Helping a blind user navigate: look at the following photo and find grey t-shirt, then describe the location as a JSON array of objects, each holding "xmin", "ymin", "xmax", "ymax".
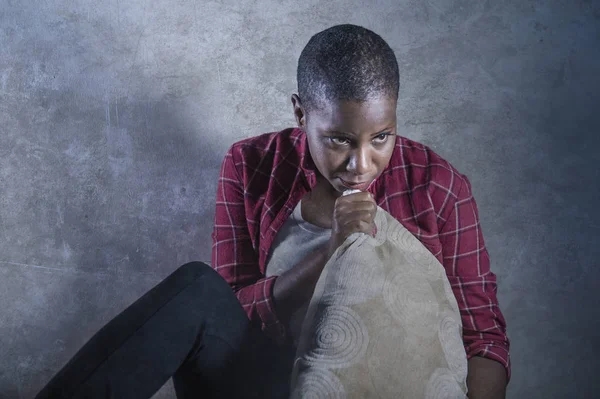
[{"xmin": 265, "ymin": 200, "xmax": 331, "ymax": 346}]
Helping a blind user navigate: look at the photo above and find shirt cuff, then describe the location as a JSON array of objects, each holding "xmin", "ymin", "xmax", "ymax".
[{"xmin": 254, "ymin": 275, "xmax": 290, "ymax": 346}]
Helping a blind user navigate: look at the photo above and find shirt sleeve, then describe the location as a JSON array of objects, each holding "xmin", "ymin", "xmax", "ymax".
[
  {"xmin": 211, "ymin": 145, "xmax": 289, "ymax": 345},
  {"xmin": 438, "ymin": 173, "xmax": 511, "ymax": 382}
]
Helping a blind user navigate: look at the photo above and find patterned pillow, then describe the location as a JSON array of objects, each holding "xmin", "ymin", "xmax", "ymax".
[{"xmin": 289, "ymin": 207, "xmax": 468, "ymax": 398}]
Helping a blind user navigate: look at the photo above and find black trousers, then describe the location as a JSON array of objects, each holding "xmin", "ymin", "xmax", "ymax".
[{"xmin": 34, "ymin": 262, "xmax": 296, "ymax": 398}]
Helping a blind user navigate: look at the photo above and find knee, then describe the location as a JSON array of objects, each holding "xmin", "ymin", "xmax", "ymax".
[{"xmin": 175, "ymin": 261, "xmax": 227, "ymax": 287}]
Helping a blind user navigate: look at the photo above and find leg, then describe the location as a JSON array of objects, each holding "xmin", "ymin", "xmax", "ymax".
[
  {"xmin": 34, "ymin": 261, "xmax": 292, "ymax": 399},
  {"xmin": 173, "ymin": 320, "xmax": 297, "ymax": 399}
]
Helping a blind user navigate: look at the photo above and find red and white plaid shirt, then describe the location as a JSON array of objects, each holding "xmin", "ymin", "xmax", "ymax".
[{"xmin": 211, "ymin": 127, "xmax": 510, "ymax": 380}]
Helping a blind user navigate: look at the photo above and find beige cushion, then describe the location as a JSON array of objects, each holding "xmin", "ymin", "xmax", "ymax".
[{"xmin": 289, "ymin": 206, "xmax": 468, "ymax": 398}]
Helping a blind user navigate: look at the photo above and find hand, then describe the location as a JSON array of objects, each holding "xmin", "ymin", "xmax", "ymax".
[{"xmin": 327, "ymin": 191, "xmax": 377, "ymax": 258}]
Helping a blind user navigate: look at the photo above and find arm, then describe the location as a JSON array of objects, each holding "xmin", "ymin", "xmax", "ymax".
[
  {"xmin": 212, "ymin": 146, "xmax": 340, "ymax": 343},
  {"xmin": 272, "ymin": 246, "xmax": 329, "ymax": 325},
  {"xmin": 437, "ymin": 173, "xmax": 511, "ymax": 396},
  {"xmin": 273, "ymin": 190, "xmax": 378, "ymax": 323},
  {"xmin": 467, "ymin": 356, "xmax": 507, "ymax": 399},
  {"xmin": 211, "ymin": 146, "xmax": 288, "ymax": 343}
]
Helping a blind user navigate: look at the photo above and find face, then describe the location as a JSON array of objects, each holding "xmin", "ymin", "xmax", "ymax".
[{"xmin": 291, "ymin": 94, "xmax": 397, "ymax": 196}]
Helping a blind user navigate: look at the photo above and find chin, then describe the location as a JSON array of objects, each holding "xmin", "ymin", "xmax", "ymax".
[
  {"xmin": 333, "ymin": 182, "xmax": 361, "ymax": 195},
  {"xmin": 322, "ymin": 178, "xmax": 344, "ymax": 194},
  {"xmin": 333, "ymin": 185, "xmax": 346, "ymax": 194}
]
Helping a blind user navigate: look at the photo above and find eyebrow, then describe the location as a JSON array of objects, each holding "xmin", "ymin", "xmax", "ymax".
[{"xmin": 328, "ymin": 127, "xmax": 392, "ymax": 136}]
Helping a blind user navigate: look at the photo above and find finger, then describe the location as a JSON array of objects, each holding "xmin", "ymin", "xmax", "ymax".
[
  {"xmin": 335, "ymin": 210, "xmax": 372, "ymax": 226},
  {"xmin": 335, "ymin": 205, "xmax": 377, "ymax": 222},
  {"xmin": 335, "ymin": 200, "xmax": 377, "ymax": 215},
  {"xmin": 338, "ymin": 191, "xmax": 373, "ymax": 203},
  {"xmin": 340, "ymin": 219, "xmax": 374, "ymax": 236}
]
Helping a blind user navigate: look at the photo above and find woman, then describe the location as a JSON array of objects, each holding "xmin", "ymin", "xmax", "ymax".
[{"xmin": 36, "ymin": 24, "xmax": 509, "ymax": 399}]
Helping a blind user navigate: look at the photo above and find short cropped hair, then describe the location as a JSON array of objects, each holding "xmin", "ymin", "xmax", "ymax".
[{"xmin": 297, "ymin": 24, "xmax": 400, "ymax": 115}]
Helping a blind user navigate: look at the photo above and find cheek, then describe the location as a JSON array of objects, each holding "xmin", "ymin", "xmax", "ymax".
[
  {"xmin": 374, "ymin": 146, "xmax": 394, "ymax": 169},
  {"xmin": 385, "ymin": 146, "xmax": 395, "ymax": 161},
  {"xmin": 317, "ymin": 149, "xmax": 345, "ymax": 175},
  {"xmin": 308, "ymin": 140, "xmax": 329, "ymax": 173}
]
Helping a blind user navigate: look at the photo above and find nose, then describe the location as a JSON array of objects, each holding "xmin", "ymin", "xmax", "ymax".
[{"xmin": 346, "ymin": 146, "xmax": 371, "ymax": 176}]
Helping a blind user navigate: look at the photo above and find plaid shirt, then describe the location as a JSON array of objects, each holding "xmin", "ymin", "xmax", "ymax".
[{"xmin": 211, "ymin": 127, "xmax": 510, "ymax": 380}]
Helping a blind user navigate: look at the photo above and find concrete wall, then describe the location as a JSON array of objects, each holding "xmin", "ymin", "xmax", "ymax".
[{"xmin": 1, "ymin": 0, "xmax": 599, "ymax": 397}]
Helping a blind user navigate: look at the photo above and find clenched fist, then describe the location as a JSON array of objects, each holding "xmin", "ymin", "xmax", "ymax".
[{"xmin": 327, "ymin": 191, "xmax": 377, "ymax": 258}]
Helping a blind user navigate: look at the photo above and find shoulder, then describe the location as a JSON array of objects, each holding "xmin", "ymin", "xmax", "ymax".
[
  {"xmin": 390, "ymin": 136, "xmax": 465, "ymax": 185},
  {"xmin": 224, "ymin": 128, "xmax": 304, "ymax": 196},
  {"xmin": 388, "ymin": 135, "xmax": 467, "ymax": 192},
  {"xmin": 227, "ymin": 127, "xmax": 300, "ymax": 167}
]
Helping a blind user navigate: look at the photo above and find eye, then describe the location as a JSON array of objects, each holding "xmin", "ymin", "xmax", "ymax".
[
  {"xmin": 329, "ymin": 137, "xmax": 351, "ymax": 146},
  {"xmin": 373, "ymin": 133, "xmax": 391, "ymax": 143}
]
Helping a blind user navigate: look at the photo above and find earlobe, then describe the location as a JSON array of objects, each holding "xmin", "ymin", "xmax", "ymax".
[
  {"xmin": 297, "ymin": 114, "xmax": 306, "ymax": 132},
  {"xmin": 296, "ymin": 115, "xmax": 305, "ymax": 131}
]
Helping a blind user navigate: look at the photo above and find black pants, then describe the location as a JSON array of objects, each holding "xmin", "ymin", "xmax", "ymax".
[{"xmin": 35, "ymin": 262, "xmax": 296, "ymax": 398}]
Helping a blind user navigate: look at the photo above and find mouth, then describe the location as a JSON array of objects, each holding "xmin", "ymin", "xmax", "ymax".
[{"xmin": 338, "ymin": 178, "xmax": 372, "ymax": 191}]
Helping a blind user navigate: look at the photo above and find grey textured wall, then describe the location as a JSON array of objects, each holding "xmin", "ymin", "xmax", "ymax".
[{"xmin": 1, "ymin": 0, "xmax": 598, "ymax": 398}]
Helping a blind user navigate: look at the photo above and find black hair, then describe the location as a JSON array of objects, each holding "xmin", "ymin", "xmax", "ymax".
[{"xmin": 297, "ymin": 24, "xmax": 400, "ymax": 116}]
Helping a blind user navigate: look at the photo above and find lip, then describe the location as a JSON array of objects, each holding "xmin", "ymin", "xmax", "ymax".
[{"xmin": 339, "ymin": 178, "xmax": 371, "ymax": 191}]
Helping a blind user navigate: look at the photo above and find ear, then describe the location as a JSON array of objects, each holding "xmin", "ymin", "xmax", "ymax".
[{"xmin": 291, "ymin": 94, "xmax": 306, "ymax": 130}]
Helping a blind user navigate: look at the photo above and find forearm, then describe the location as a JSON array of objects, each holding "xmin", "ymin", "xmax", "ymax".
[
  {"xmin": 467, "ymin": 356, "xmax": 507, "ymax": 399},
  {"xmin": 272, "ymin": 245, "xmax": 329, "ymax": 324}
]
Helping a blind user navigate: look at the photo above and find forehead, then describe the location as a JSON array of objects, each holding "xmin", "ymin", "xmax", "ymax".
[{"xmin": 311, "ymin": 97, "xmax": 397, "ymax": 134}]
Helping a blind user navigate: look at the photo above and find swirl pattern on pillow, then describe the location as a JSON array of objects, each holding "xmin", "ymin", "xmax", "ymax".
[
  {"xmin": 444, "ymin": 277, "xmax": 461, "ymax": 314},
  {"xmin": 425, "ymin": 368, "xmax": 467, "ymax": 399},
  {"xmin": 386, "ymin": 219, "xmax": 440, "ymax": 278},
  {"xmin": 302, "ymin": 305, "xmax": 369, "ymax": 369},
  {"xmin": 290, "ymin": 367, "xmax": 346, "ymax": 399},
  {"xmin": 291, "ymin": 207, "xmax": 468, "ymax": 398},
  {"xmin": 318, "ymin": 246, "xmax": 385, "ymax": 306},
  {"xmin": 438, "ymin": 312, "xmax": 468, "ymax": 380},
  {"xmin": 383, "ymin": 267, "xmax": 439, "ymax": 337}
]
